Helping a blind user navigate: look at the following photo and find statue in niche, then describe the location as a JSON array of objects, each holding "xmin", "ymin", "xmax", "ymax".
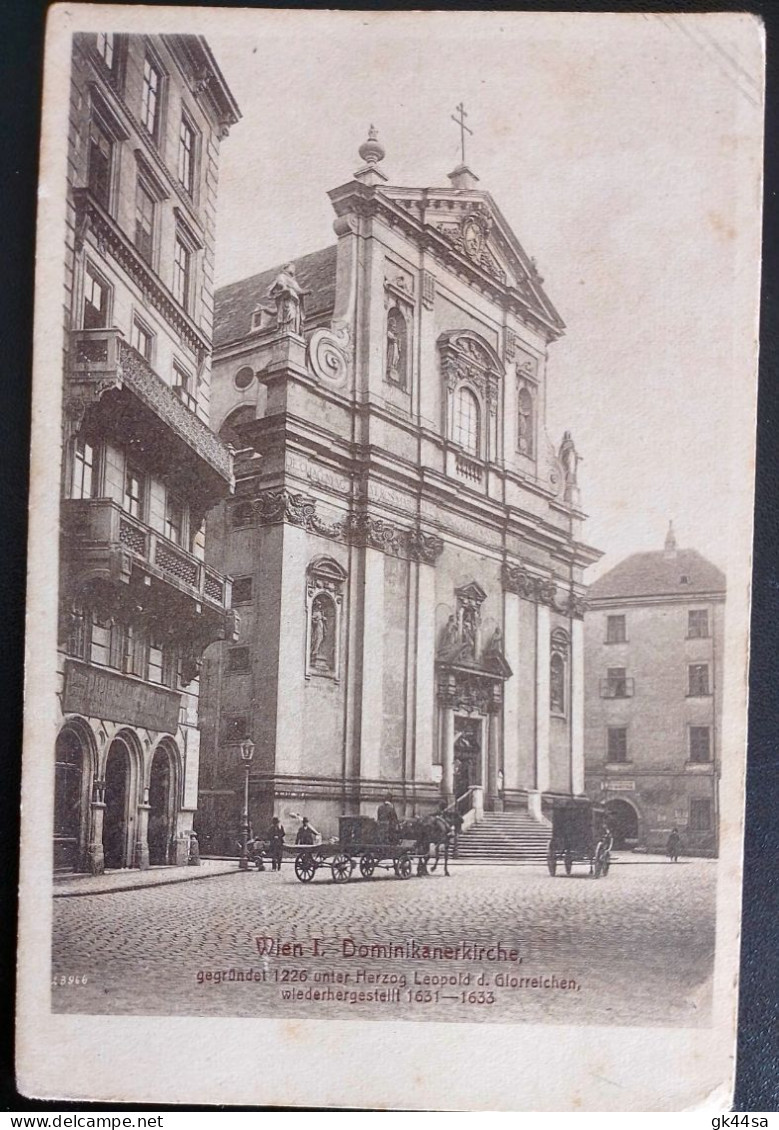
[
  {"xmin": 385, "ymin": 307, "xmax": 407, "ymax": 387},
  {"xmin": 268, "ymin": 263, "xmax": 307, "ymax": 335},
  {"xmin": 484, "ymin": 627, "xmax": 504, "ymax": 661},
  {"xmin": 460, "ymin": 605, "xmax": 478, "ymax": 660},
  {"xmin": 310, "ymin": 595, "xmax": 332, "ymax": 669},
  {"xmin": 518, "ymin": 386, "xmax": 534, "ymax": 456}
]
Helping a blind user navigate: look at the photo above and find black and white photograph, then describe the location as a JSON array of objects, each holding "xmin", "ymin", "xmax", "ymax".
[{"xmin": 17, "ymin": 6, "xmax": 763, "ymax": 1111}]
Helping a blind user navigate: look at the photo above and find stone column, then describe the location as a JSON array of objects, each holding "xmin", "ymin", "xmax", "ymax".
[
  {"xmin": 486, "ymin": 709, "xmax": 500, "ymax": 810},
  {"xmin": 441, "ymin": 706, "xmax": 455, "ymax": 803},
  {"xmin": 571, "ymin": 617, "xmax": 585, "ymax": 795},
  {"xmin": 414, "ymin": 562, "xmax": 436, "ymax": 783},
  {"xmin": 535, "ymin": 602, "xmax": 551, "ymax": 793},
  {"xmin": 135, "ymin": 803, "xmax": 151, "ymax": 870},
  {"xmin": 503, "ymin": 591, "xmax": 520, "ymax": 795},
  {"xmin": 86, "ymin": 801, "xmax": 106, "ymax": 875},
  {"xmin": 359, "ymin": 546, "xmax": 384, "ymax": 793}
]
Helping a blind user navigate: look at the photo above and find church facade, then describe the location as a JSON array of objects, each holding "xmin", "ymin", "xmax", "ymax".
[{"xmin": 196, "ymin": 131, "xmax": 600, "ymax": 849}]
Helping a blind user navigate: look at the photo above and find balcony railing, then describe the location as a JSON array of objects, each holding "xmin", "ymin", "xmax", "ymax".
[
  {"xmin": 455, "ymin": 451, "xmax": 483, "ymax": 483},
  {"xmin": 600, "ymin": 677, "xmax": 635, "ymax": 699},
  {"xmin": 65, "ymin": 498, "xmax": 232, "ymax": 611},
  {"xmin": 69, "ymin": 327, "xmax": 232, "ymax": 486}
]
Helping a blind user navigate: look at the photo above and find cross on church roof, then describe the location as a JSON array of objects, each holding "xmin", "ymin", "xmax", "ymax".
[{"xmin": 451, "ymin": 101, "xmax": 473, "ymax": 166}]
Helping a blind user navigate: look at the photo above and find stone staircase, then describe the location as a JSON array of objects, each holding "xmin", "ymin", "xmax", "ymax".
[{"xmin": 455, "ymin": 810, "xmax": 551, "ymax": 863}]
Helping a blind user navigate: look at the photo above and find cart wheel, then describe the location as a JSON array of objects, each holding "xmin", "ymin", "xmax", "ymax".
[
  {"xmin": 564, "ymin": 851, "xmax": 573, "ymax": 876},
  {"xmin": 294, "ymin": 853, "xmax": 316, "ymax": 883},
  {"xmin": 331, "ymin": 854, "xmax": 352, "ymax": 883},
  {"xmin": 359, "ymin": 853, "xmax": 377, "ymax": 879},
  {"xmin": 396, "ymin": 853, "xmax": 413, "ymax": 879},
  {"xmin": 546, "ymin": 844, "xmax": 557, "ymax": 876}
]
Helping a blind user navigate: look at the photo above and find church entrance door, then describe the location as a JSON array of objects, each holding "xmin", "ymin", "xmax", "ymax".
[{"xmin": 453, "ymin": 716, "xmax": 483, "ymax": 800}]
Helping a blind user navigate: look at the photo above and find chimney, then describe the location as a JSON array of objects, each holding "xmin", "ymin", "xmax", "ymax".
[{"xmin": 664, "ymin": 520, "xmax": 678, "ymax": 559}]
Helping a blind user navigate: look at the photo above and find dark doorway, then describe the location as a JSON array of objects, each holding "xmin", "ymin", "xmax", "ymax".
[
  {"xmin": 606, "ymin": 798, "xmax": 639, "ymax": 849},
  {"xmin": 148, "ymin": 746, "xmax": 173, "ymax": 865},
  {"xmin": 454, "ymin": 716, "xmax": 482, "ymax": 799},
  {"xmin": 103, "ymin": 739, "xmax": 131, "ymax": 869},
  {"xmin": 54, "ymin": 728, "xmax": 85, "ymax": 871}
]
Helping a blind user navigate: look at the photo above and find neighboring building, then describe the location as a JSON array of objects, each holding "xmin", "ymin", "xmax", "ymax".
[
  {"xmin": 196, "ymin": 132, "xmax": 600, "ymax": 851},
  {"xmin": 55, "ymin": 32, "xmax": 240, "ymax": 871},
  {"xmin": 583, "ymin": 524, "xmax": 726, "ymax": 856}
]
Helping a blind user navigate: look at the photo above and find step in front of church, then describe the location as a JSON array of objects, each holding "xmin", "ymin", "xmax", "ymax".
[{"xmin": 455, "ymin": 811, "xmax": 551, "ymax": 863}]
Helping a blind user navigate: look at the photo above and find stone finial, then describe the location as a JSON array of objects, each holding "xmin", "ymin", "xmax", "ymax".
[
  {"xmin": 355, "ymin": 125, "xmax": 388, "ymax": 185},
  {"xmin": 447, "ymin": 164, "xmax": 480, "ymax": 192}
]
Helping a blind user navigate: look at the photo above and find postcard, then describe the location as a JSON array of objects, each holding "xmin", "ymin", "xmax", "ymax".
[{"xmin": 17, "ymin": 5, "xmax": 764, "ymax": 1110}]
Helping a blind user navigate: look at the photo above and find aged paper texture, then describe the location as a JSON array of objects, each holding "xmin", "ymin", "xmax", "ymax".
[{"xmin": 17, "ymin": 5, "xmax": 763, "ymax": 1110}]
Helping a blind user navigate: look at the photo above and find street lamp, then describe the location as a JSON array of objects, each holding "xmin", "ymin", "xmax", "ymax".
[{"xmin": 238, "ymin": 738, "xmax": 255, "ymax": 871}]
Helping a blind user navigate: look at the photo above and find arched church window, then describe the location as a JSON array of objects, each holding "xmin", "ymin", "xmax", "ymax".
[
  {"xmin": 518, "ymin": 385, "xmax": 534, "ymax": 456},
  {"xmin": 455, "ymin": 387, "xmax": 480, "ymax": 456},
  {"xmin": 305, "ymin": 556, "xmax": 347, "ymax": 680},
  {"xmin": 550, "ymin": 627, "xmax": 569, "ymax": 716},
  {"xmin": 385, "ymin": 306, "xmax": 408, "ymax": 388}
]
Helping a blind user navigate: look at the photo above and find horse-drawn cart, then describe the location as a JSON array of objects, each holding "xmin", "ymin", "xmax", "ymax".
[
  {"xmin": 546, "ymin": 798, "xmax": 613, "ymax": 879},
  {"xmin": 292, "ymin": 813, "xmax": 455, "ymax": 883}
]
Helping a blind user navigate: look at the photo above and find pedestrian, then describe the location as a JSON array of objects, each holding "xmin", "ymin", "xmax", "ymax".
[
  {"xmin": 376, "ymin": 794, "xmax": 399, "ymax": 843},
  {"xmin": 187, "ymin": 831, "xmax": 200, "ymax": 867},
  {"xmin": 666, "ymin": 827, "xmax": 681, "ymax": 863},
  {"xmin": 268, "ymin": 816, "xmax": 285, "ymax": 871},
  {"xmin": 295, "ymin": 817, "xmax": 319, "ymax": 846}
]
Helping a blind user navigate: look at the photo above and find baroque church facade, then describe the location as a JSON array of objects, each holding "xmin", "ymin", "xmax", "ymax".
[{"xmin": 196, "ymin": 130, "xmax": 600, "ymax": 848}]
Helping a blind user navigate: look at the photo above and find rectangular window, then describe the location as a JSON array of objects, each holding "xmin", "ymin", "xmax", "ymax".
[
  {"xmin": 83, "ymin": 265, "xmax": 110, "ymax": 330},
  {"xmin": 124, "ymin": 464, "xmax": 144, "ymax": 519},
  {"xmin": 173, "ymin": 362, "xmax": 197, "ymax": 412},
  {"xmin": 165, "ymin": 493, "xmax": 183, "ymax": 545},
  {"xmin": 689, "ymin": 798, "xmax": 712, "ymax": 832},
  {"xmin": 90, "ymin": 612, "xmax": 112, "ymax": 667},
  {"xmin": 227, "ymin": 647, "xmax": 250, "ymax": 674},
  {"xmin": 141, "ymin": 56, "xmax": 162, "ymax": 138},
  {"xmin": 688, "ymin": 664, "xmax": 710, "ymax": 696},
  {"xmin": 87, "ymin": 115, "xmax": 113, "ymax": 209},
  {"xmin": 607, "ymin": 727, "xmax": 628, "ymax": 763},
  {"xmin": 65, "ymin": 603, "xmax": 87, "ymax": 659},
  {"xmin": 131, "ymin": 318, "xmax": 153, "ymax": 361},
  {"xmin": 688, "ymin": 609, "xmax": 710, "ymax": 639},
  {"xmin": 71, "ymin": 437, "xmax": 95, "ymax": 499},
  {"xmin": 147, "ymin": 636, "xmax": 164, "ymax": 684},
  {"xmin": 606, "ymin": 615, "xmax": 626, "ymax": 643},
  {"xmin": 178, "ymin": 115, "xmax": 195, "ymax": 194},
  {"xmin": 127, "ymin": 626, "xmax": 147, "ymax": 678},
  {"xmin": 689, "ymin": 726, "xmax": 712, "ymax": 764},
  {"xmin": 172, "ymin": 236, "xmax": 191, "ymax": 309},
  {"xmin": 134, "ymin": 179, "xmax": 155, "ymax": 264},
  {"xmin": 232, "ymin": 576, "xmax": 253, "ymax": 604},
  {"xmin": 96, "ymin": 32, "xmax": 114, "ymax": 69}
]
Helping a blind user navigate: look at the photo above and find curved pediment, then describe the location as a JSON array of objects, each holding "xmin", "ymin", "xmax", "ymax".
[{"xmin": 437, "ymin": 330, "xmax": 504, "ymax": 376}]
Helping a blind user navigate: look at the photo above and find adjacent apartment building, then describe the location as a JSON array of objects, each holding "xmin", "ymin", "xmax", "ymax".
[
  {"xmin": 195, "ymin": 132, "xmax": 600, "ymax": 850},
  {"xmin": 584, "ymin": 524, "xmax": 725, "ymax": 856},
  {"xmin": 55, "ymin": 32, "xmax": 240, "ymax": 871}
]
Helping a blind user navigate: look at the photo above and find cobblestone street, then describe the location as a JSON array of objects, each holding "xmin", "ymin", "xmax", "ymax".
[{"xmin": 52, "ymin": 858, "xmax": 715, "ymax": 1028}]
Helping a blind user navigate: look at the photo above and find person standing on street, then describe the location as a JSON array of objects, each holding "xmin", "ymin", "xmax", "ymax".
[
  {"xmin": 295, "ymin": 817, "xmax": 319, "ymax": 845},
  {"xmin": 666, "ymin": 827, "xmax": 681, "ymax": 863},
  {"xmin": 268, "ymin": 816, "xmax": 285, "ymax": 871}
]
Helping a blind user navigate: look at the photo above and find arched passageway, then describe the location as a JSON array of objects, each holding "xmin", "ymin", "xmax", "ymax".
[
  {"xmin": 606, "ymin": 798, "xmax": 639, "ymax": 849},
  {"xmin": 103, "ymin": 738, "xmax": 132, "ymax": 868}
]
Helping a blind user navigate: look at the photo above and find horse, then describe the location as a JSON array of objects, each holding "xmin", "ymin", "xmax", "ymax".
[{"xmin": 399, "ymin": 810, "xmax": 462, "ymax": 877}]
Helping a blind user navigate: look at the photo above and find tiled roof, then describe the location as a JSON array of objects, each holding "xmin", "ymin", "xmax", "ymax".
[
  {"xmin": 214, "ymin": 245, "xmax": 338, "ymax": 349},
  {"xmin": 588, "ymin": 549, "xmax": 726, "ymax": 601}
]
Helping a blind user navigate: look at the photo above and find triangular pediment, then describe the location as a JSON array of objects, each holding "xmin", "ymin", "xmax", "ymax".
[{"xmin": 380, "ymin": 185, "xmax": 564, "ymax": 336}]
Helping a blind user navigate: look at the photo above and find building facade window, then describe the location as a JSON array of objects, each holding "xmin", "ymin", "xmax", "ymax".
[
  {"xmin": 550, "ymin": 627, "xmax": 570, "ymax": 715},
  {"xmin": 604, "ymin": 667, "xmax": 629, "ymax": 698},
  {"xmin": 131, "ymin": 317, "xmax": 154, "ymax": 361},
  {"xmin": 178, "ymin": 114, "xmax": 196, "ymax": 195},
  {"xmin": 607, "ymin": 727, "xmax": 628, "ymax": 763},
  {"xmin": 689, "ymin": 726, "xmax": 712, "ymax": 763},
  {"xmin": 123, "ymin": 464, "xmax": 144, "ymax": 519},
  {"xmin": 83, "ymin": 264, "xmax": 110, "ymax": 329},
  {"xmin": 65, "ymin": 602, "xmax": 88, "ymax": 659},
  {"xmin": 688, "ymin": 664, "xmax": 710, "ymax": 696},
  {"xmin": 89, "ymin": 611, "xmax": 112, "ymax": 667},
  {"xmin": 96, "ymin": 32, "xmax": 114, "ymax": 69},
  {"xmin": 164, "ymin": 493, "xmax": 184, "ymax": 545},
  {"xmin": 134, "ymin": 179, "xmax": 156, "ymax": 264},
  {"xmin": 173, "ymin": 362, "xmax": 197, "ymax": 411},
  {"xmin": 70, "ymin": 437, "xmax": 95, "ymax": 499},
  {"xmin": 172, "ymin": 236, "xmax": 191, "ymax": 309},
  {"xmin": 227, "ymin": 647, "xmax": 250, "ymax": 674},
  {"xmin": 606, "ymin": 614, "xmax": 626, "ymax": 643},
  {"xmin": 87, "ymin": 114, "xmax": 113, "ymax": 209},
  {"xmin": 234, "ymin": 366, "xmax": 254, "ymax": 391},
  {"xmin": 688, "ymin": 609, "xmax": 710, "ymax": 639},
  {"xmin": 454, "ymin": 387, "xmax": 480, "ymax": 456},
  {"xmin": 689, "ymin": 797, "xmax": 712, "ymax": 832},
  {"xmin": 231, "ymin": 576, "xmax": 253, "ymax": 604},
  {"xmin": 141, "ymin": 56, "xmax": 162, "ymax": 139}
]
